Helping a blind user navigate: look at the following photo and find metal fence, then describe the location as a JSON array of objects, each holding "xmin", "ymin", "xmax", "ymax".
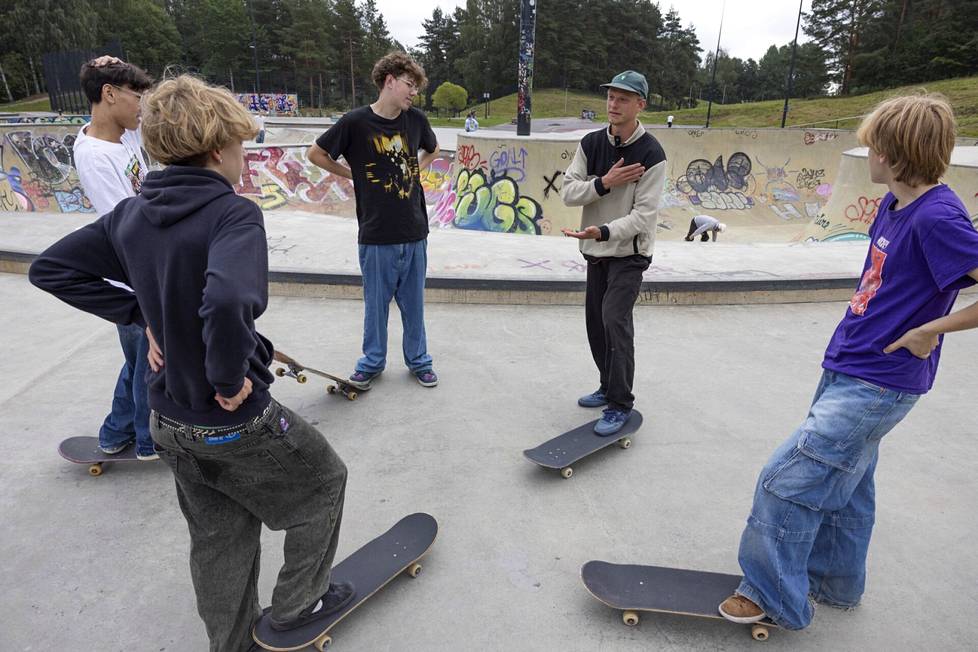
[{"xmin": 42, "ymin": 42, "xmax": 125, "ymax": 114}]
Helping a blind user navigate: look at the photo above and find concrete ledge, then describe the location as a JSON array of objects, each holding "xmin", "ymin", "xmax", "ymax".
[{"xmin": 4, "ymin": 248, "xmax": 857, "ymax": 305}]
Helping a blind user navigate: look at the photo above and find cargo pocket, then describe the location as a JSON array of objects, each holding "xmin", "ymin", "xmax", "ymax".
[{"xmin": 762, "ymin": 430, "xmax": 862, "ymax": 512}]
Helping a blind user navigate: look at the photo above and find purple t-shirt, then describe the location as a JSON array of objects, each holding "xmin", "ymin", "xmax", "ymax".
[{"xmin": 823, "ymin": 185, "xmax": 978, "ymax": 393}]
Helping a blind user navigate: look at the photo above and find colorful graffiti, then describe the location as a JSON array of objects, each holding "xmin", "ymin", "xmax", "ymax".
[
  {"xmin": 236, "ymin": 93, "xmax": 298, "ymax": 115},
  {"xmin": 0, "ymin": 115, "xmax": 89, "ymax": 125},
  {"xmin": 452, "ymin": 168, "xmax": 544, "ymax": 235},
  {"xmin": 0, "ymin": 128, "xmax": 94, "ymax": 214},
  {"xmin": 676, "ymin": 152, "xmax": 756, "ymax": 210},
  {"xmin": 235, "ymin": 146, "xmax": 354, "ymax": 213},
  {"xmin": 422, "ymin": 157, "xmax": 455, "ymax": 227}
]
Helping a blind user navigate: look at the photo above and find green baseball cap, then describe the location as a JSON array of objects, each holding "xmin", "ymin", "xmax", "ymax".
[{"xmin": 600, "ymin": 70, "xmax": 648, "ymax": 99}]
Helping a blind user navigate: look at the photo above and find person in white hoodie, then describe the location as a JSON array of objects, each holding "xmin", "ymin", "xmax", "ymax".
[{"xmin": 561, "ymin": 70, "xmax": 666, "ymax": 436}]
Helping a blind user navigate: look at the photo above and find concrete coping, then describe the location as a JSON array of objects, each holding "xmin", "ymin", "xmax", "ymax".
[{"xmin": 842, "ymin": 145, "xmax": 978, "ymax": 167}]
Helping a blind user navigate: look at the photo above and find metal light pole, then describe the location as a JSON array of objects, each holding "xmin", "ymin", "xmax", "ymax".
[
  {"xmin": 516, "ymin": 0, "xmax": 537, "ymax": 136},
  {"xmin": 704, "ymin": 1, "xmax": 725, "ymax": 129},
  {"xmin": 781, "ymin": 0, "xmax": 805, "ymax": 128},
  {"xmin": 246, "ymin": 0, "xmax": 261, "ymax": 94}
]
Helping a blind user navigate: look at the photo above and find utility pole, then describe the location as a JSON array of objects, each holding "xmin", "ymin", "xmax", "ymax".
[
  {"xmin": 516, "ymin": 0, "xmax": 538, "ymax": 136},
  {"xmin": 349, "ymin": 36, "xmax": 356, "ymax": 110},
  {"xmin": 781, "ymin": 0, "xmax": 804, "ymax": 128},
  {"xmin": 704, "ymin": 1, "xmax": 725, "ymax": 129},
  {"xmin": 246, "ymin": 0, "xmax": 261, "ymax": 94}
]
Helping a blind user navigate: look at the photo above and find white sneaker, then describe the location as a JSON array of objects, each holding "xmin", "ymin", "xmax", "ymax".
[{"xmin": 136, "ymin": 452, "xmax": 160, "ymax": 461}]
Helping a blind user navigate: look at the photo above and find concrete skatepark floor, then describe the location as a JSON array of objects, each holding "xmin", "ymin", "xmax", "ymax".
[{"xmin": 2, "ymin": 272, "xmax": 976, "ymax": 651}]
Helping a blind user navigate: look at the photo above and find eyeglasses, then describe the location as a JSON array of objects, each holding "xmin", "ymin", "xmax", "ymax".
[
  {"xmin": 397, "ymin": 77, "xmax": 419, "ymax": 91},
  {"xmin": 112, "ymin": 85, "xmax": 144, "ymax": 101}
]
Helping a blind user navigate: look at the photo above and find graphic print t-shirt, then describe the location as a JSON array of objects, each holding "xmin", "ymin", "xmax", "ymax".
[
  {"xmin": 73, "ymin": 124, "xmax": 147, "ymax": 216},
  {"xmin": 316, "ymin": 106, "xmax": 438, "ymax": 244},
  {"xmin": 823, "ymin": 185, "xmax": 978, "ymax": 393}
]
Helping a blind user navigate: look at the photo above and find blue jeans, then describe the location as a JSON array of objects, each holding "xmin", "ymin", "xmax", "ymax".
[
  {"xmin": 736, "ymin": 370, "xmax": 920, "ymax": 630},
  {"xmin": 356, "ymin": 240, "xmax": 432, "ymax": 374},
  {"xmin": 99, "ymin": 323, "xmax": 153, "ymax": 456}
]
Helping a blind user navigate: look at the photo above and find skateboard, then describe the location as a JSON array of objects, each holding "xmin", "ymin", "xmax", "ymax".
[
  {"xmin": 581, "ymin": 560, "xmax": 780, "ymax": 641},
  {"xmin": 252, "ymin": 512, "xmax": 438, "ymax": 651},
  {"xmin": 58, "ymin": 436, "xmax": 147, "ymax": 476},
  {"xmin": 273, "ymin": 351, "xmax": 359, "ymax": 401},
  {"xmin": 522, "ymin": 410, "xmax": 642, "ymax": 478}
]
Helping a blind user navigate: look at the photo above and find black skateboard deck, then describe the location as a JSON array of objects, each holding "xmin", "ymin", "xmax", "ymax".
[
  {"xmin": 253, "ymin": 512, "xmax": 438, "ymax": 651},
  {"xmin": 581, "ymin": 560, "xmax": 779, "ymax": 641},
  {"xmin": 273, "ymin": 350, "xmax": 359, "ymax": 401},
  {"xmin": 58, "ymin": 436, "xmax": 147, "ymax": 476},
  {"xmin": 522, "ymin": 410, "xmax": 642, "ymax": 478}
]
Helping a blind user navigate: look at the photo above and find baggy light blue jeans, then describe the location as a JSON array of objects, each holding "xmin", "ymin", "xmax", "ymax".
[
  {"xmin": 99, "ymin": 323, "xmax": 153, "ymax": 456},
  {"xmin": 736, "ymin": 370, "xmax": 920, "ymax": 629},
  {"xmin": 356, "ymin": 240, "xmax": 433, "ymax": 374}
]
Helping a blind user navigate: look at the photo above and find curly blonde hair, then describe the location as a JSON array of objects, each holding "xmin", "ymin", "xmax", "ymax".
[
  {"xmin": 371, "ymin": 52, "xmax": 427, "ymax": 91},
  {"xmin": 856, "ymin": 93, "xmax": 956, "ymax": 186},
  {"xmin": 140, "ymin": 75, "xmax": 258, "ymax": 165}
]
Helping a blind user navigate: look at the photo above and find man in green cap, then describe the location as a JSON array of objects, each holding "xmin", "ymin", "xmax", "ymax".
[{"xmin": 560, "ymin": 70, "xmax": 667, "ymax": 435}]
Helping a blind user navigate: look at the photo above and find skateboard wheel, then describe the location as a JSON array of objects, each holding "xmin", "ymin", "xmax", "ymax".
[
  {"xmin": 560, "ymin": 467, "xmax": 573, "ymax": 479},
  {"xmin": 346, "ymin": 391, "xmax": 358, "ymax": 401},
  {"xmin": 297, "ymin": 373, "xmax": 308, "ymax": 384},
  {"xmin": 622, "ymin": 610, "xmax": 640, "ymax": 626},
  {"xmin": 88, "ymin": 463, "xmax": 103, "ymax": 477},
  {"xmin": 314, "ymin": 634, "xmax": 332, "ymax": 651},
  {"xmin": 406, "ymin": 562, "xmax": 422, "ymax": 578},
  {"xmin": 327, "ymin": 385, "xmax": 336, "ymax": 394},
  {"xmin": 618, "ymin": 437, "xmax": 631, "ymax": 449},
  {"xmin": 751, "ymin": 625, "xmax": 769, "ymax": 641},
  {"xmin": 274, "ymin": 367, "xmax": 285, "ymax": 377}
]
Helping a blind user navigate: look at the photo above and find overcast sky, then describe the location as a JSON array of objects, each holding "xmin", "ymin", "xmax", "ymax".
[{"xmin": 380, "ymin": 0, "xmax": 811, "ymax": 63}]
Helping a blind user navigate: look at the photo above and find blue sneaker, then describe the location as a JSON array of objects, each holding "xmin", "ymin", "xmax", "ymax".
[
  {"xmin": 414, "ymin": 369, "xmax": 438, "ymax": 387},
  {"xmin": 578, "ymin": 389, "xmax": 608, "ymax": 408},
  {"xmin": 348, "ymin": 370, "xmax": 380, "ymax": 390},
  {"xmin": 99, "ymin": 440, "xmax": 133, "ymax": 455},
  {"xmin": 594, "ymin": 408, "xmax": 631, "ymax": 436}
]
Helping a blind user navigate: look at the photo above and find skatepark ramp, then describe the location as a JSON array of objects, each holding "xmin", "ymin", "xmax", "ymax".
[{"xmin": 803, "ymin": 146, "xmax": 978, "ymax": 242}]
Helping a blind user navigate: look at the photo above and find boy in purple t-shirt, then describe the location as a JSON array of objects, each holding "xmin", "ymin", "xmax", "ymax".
[{"xmin": 718, "ymin": 94, "xmax": 978, "ymax": 630}]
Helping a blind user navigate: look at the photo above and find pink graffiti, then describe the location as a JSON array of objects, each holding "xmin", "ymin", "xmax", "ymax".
[{"xmin": 236, "ymin": 147, "xmax": 352, "ymax": 205}]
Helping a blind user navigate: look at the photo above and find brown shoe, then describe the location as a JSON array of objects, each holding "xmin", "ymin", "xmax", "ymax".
[{"xmin": 718, "ymin": 594, "xmax": 766, "ymax": 624}]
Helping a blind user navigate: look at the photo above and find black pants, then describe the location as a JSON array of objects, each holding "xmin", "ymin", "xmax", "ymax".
[
  {"xmin": 151, "ymin": 400, "xmax": 347, "ymax": 652},
  {"xmin": 585, "ymin": 255, "xmax": 650, "ymax": 411},
  {"xmin": 686, "ymin": 218, "xmax": 710, "ymax": 241}
]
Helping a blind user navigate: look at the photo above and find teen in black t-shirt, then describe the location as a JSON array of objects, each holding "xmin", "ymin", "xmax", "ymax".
[
  {"xmin": 315, "ymin": 105, "xmax": 437, "ymax": 244},
  {"xmin": 308, "ymin": 52, "xmax": 441, "ymax": 390}
]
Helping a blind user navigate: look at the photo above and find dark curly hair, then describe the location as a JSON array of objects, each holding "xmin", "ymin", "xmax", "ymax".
[{"xmin": 371, "ymin": 52, "xmax": 427, "ymax": 91}]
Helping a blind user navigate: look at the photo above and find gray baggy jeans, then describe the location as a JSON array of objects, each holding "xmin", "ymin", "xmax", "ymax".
[{"xmin": 150, "ymin": 399, "xmax": 347, "ymax": 652}]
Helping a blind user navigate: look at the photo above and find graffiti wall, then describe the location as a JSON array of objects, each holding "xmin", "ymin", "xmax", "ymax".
[
  {"xmin": 235, "ymin": 144, "xmax": 454, "ymax": 219},
  {"xmin": 0, "ymin": 125, "xmax": 95, "ymax": 214},
  {"xmin": 0, "ymin": 115, "xmax": 90, "ymax": 125},
  {"xmin": 646, "ymin": 127, "xmax": 858, "ymax": 239},
  {"xmin": 439, "ymin": 133, "xmax": 583, "ymax": 235},
  {"xmin": 236, "ymin": 93, "xmax": 299, "ymax": 115},
  {"xmin": 803, "ymin": 146, "xmax": 978, "ymax": 242}
]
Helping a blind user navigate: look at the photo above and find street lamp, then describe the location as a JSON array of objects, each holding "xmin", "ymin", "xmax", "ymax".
[
  {"xmin": 781, "ymin": 0, "xmax": 804, "ymax": 128},
  {"xmin": 245, "ymin": 0, "xmax": 260, "ymax": 95},
  {"xmin": 483, "ymin": 91, "xmax": 490, "ymax": 119}
]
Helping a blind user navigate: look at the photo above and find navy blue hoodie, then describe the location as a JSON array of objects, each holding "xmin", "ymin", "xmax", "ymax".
[{"xmin": 29, "ymin": 166, "xmax": 274, "ymax": 426}]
